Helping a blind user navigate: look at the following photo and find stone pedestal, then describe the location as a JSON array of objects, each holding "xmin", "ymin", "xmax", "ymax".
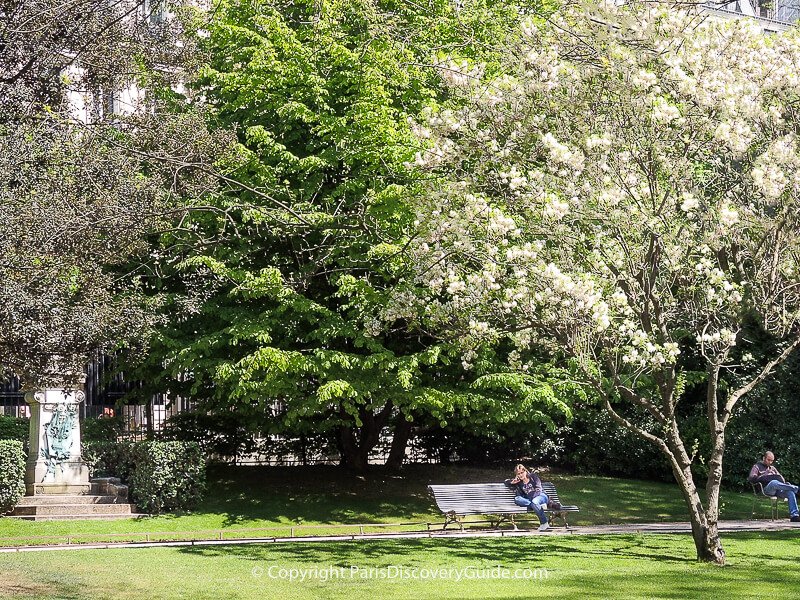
[{"xmin": 24, "ymin": 389, "xmax": 91, "ymax": 496}]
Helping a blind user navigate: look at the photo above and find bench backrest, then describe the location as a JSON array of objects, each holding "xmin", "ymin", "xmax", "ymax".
[
  {"xmin": 541, "ymin": 482, "xmax": 562, "ymax": 505},
  {"xmin": 428, "ymin": 483, "xmax": 526, "ymax": 515}
]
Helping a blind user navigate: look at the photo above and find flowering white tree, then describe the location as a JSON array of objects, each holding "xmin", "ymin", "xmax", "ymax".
[{"xmin": 399, "ymin": 0, "xmax": 800, "ymax": 563}]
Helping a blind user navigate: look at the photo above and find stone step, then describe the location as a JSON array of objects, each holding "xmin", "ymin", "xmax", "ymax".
[
  {"xmin": 15, "ymin": 495, "xmax": 125, "ymax": 506},
  {"xmin": 5, "ymin": 513, "xmax": 148, "ymax": 521},
  {"xmin": 10, "ymin": 503, "xmax": 137, "ymax": 517}
]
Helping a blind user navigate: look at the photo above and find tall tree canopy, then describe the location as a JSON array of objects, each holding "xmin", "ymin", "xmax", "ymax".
[
  {"xmin": 400, "ymin": 0, "xmax": 800, "ymax": 562},
  {"xmin": 0, "ymin": 0, "xmax": 230, "ymax": 386},
  {"xmin": 132, "ymin": 0, "xmax": 571, "ymax": 469}
]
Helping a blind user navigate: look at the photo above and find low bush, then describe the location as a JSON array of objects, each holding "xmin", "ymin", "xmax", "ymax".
[
  {"xmin": 129, "ymin": 441, "xmax": 206, "ymax": 514},
  {"xmin": 0, "ymin": 416, "xmax": 29, "ymax": 444},
  {"xmin": 82, "ymin": 440, "xmax": 135, "ymax": 480},
  {"xmin": 0, "ymin": 439, "xmax": 25, "ymax": 513}
]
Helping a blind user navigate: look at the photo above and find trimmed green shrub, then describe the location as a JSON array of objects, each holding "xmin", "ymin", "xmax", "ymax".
[
  {"xmin": 82, "ymin": 440, "xmax": 135, "ymax": 480},
  {"xmin": 0, "ymin": 416, "xmax": 28, "ymax": 443},
  {"xmin": 129, "ymin": 441, "xmax": 206, "ymax": 514},
  {"xmin": 0, "ymin": 440, "xmax": 25, "ymax": 514}
]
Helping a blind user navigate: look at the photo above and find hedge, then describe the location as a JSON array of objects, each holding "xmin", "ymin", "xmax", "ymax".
[
  {"xmin": 129, "ymin": 441, "xmax": 206, "ymax": 514},
  {"xmin": 0, "ymin": 439, "xmax": 25, "ymax": 514},
  {"xmin": 0, "ymin": 416, "xmax": 28, "ymax": 443},
  {"xmin": 82, "ymin": 440, "xmax": 135, "ymax": 480}
]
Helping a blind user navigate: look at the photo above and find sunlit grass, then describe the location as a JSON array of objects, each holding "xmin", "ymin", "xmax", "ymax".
[
  {"xmin": 0, "ymin": 464, "xmax": 772, "ymax": 547},
  {"xmin": 2, "ymin": 532, "xmax": 799, "ymax": 599}
]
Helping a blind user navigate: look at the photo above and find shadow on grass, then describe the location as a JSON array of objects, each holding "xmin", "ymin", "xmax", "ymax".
[
  {"xmin": 171, "ymin": 532, "xmax": 800, "ymax": 598},
  {"xmin": 197, "ymin": 464, "xmax": 509, "ymax": 529},
  {"xmin": 188, "ymin": 464, "xmax": 761, "ymax": 529},
  {"xmin": 193, "ymin": 464, "xmax": 503, "ymax": 528},
  {"xmin": 178, "ymin": 533, "xmax": 696, "ymax": 565}
]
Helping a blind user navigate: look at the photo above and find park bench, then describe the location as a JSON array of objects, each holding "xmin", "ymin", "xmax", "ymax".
[
  {"xmin": 428, "ymin": 481, "xmax": 579, "ymax": 531},
  {"xmin": 751, "ymin": 482, "xmax": 785, "ymax": 520}
]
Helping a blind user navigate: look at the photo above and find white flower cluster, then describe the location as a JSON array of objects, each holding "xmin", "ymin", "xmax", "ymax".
[
  {"xmin": 697, "ymin": 328, "xmax": 738, "ymax": 346},
  {"xmin": 436, "ymin": 58, "xmax": 485, "ymax": 90},
  {"xmin": 499, "ymin": 165, "xmax": 528, "ymax": 191},
  {"xmin": 631, "ymin": 69, "xmax": 658, "ymax": 90},
  {"xmin": 585, "ymin": 133, "xmax": 613, "ymax": 151},
  {"xmin": 719, "ymin": 204, "xmax": 739, "ymax": 228},
  {"xmin": 505, "ymin": 242, "xmax": 541, "ymax": 262},
  {"xmin": 751, "ymin": 136, "xmax": 800, "ymax": 199},
  {"xmin": 522, "ymin": 47, "xmax": 563, "ymax": 92},
  {"xmin": 596, "ymin": 188, "xmax": 624, "ymax": 208},
  {"xmin": 617, "ymin": 322, "xmax": 681, "ymax": 367},
  {"xmin": 694, "ymin": 248, "xmax": 744, "ymax": 307},
  {"xmin": 542, "ymin": 193, "xmax": 570, "ymax": 221},
  {"xmin": 541, "ymin": 132, "xmax": 585, "ymax": 171},
  {"xmin": 680, "ymin": 193, "xmax": 699, "ymax": 214},
  {"xmin": 751, "ymin": 164, "xmax": 787, "ymax": 198},
  {"xmin": 713, "ymin": 120, "xmax": 753, "ymax": 155},
  {"xmin": 651, "ymin": 97, "xmax": 681, "ymax": 125},
  {"xmin": 412, "ymin": 138, "xmax": 456, "ymax": 169},
  {"xmin": 535, "ymin": 263, "xmax": 611, "ymax": 331}
]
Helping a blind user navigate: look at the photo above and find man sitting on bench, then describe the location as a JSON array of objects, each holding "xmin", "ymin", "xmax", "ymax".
[
  {"xmin": 505, "ymin": 464, "xmax": 550, "ymax": 531},
  {"xmin": 748, "ymin": 451, "xmax": 800, "ymax": 522}
]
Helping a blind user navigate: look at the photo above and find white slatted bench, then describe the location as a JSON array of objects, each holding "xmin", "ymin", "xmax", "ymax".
[{"xmin": 428, "ymin": 481, "xmax": 579, "ymax": 530}]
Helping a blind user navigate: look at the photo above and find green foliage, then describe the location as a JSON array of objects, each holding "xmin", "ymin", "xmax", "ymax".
[
  {"xmin": 82, "ymin": 440, "xmax": 136, "ymax": 480},
  {"xmin": 81, "ymin": 416, "xmax": 122, "ymax": 444},
  {"xmin": 0, "ymin": 440, "xmax": 25, "ymax": 513},
  {"xmin": 129, "ymin": 441, "xmax": 207, "ymax": 513},
  {"xmin": 561, "ymin": 406, "xmax": 671, "ymax": 481},
  {"xmin": 127, "ymin": 0, "xmax": 569, "ymax": 467},
  {"xmin": 0, "ymin": 416, "xmax": 28, "ymax": 443},
  {"xmin": 160, "ymin": 411, "xmax": 259, "ymax": 460}
]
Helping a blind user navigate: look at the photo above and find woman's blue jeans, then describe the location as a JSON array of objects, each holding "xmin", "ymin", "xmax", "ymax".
[{"xmin": 514, "ymin": 493, "xmax": 549, "ymax": 524}]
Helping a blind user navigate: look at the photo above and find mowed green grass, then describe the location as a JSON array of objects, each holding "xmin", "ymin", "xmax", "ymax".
[
  {"xmin": 0, "ymin": 464, "xmax": 774, "ymax": 546},
  {"xmin": 2, "ymin": 532, "xmax": 799, "ymax": 599}
]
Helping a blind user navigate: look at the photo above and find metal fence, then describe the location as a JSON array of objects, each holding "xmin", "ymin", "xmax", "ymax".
[
  {"xmin": 1, "ymin": 357, "xmax": 441, "ymax": 464},
  {"xmin": 0, "ymin": 353, "xmax": 190, "ymax": 436}
]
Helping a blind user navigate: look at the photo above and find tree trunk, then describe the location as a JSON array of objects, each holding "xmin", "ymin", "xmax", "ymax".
[
  {"xmin": 385, "ymin": 416, "xmax": 413, "ymax": 471},
  {"xmin": 665, "ymin": 428, "xmax": 726, "ymax": 564},
  {"xmin": 337, "ymin": 402, "xmax": 395, "ymax": 472},
  {"xmin": 338, "ymin": 424, "xmax": 370, "ymax": 471}
]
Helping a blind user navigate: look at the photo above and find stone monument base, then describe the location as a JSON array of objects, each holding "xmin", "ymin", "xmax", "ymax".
[
  {"xmin": 26, "ymin": 482, "xmax": 93, "ymax": 496},
  {"xmin": 24, "ymin": 388, "xmax": 90, "ymax": 496}
]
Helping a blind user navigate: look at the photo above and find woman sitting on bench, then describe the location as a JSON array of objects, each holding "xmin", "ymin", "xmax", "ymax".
[{"xmin": 504, "ymin": 464, "xmax": 550, "ymax": 531}]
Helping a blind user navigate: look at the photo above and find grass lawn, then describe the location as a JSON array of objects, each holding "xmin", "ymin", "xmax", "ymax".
[
  {"xmin": 1, "ymin": 532, "xmax": 799, "ymax": 599},
  {"xmin": 0, "ymin": 464, "xmax": 776, "ymax": 546}
]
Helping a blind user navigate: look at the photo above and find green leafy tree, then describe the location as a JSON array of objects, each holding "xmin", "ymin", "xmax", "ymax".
[
  {"xmin": 0, "ymin": 0, "xmax": 231, "ymax": 387},
  {"xmin": 131, "ymin": 0, "xmax": 568, "ymax": 470}
]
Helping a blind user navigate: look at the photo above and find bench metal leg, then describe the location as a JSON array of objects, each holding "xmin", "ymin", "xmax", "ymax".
[
  {"xmin": 443, "ymin": 511, "xmax": 464, "ymax": 531},
  {"xmin": 751, "ymin": 496, "xmax": 781, "ymax": 520},
  {"xmin": 488, "ymin": 515, "xmax": 512, "ymax": 530}
]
